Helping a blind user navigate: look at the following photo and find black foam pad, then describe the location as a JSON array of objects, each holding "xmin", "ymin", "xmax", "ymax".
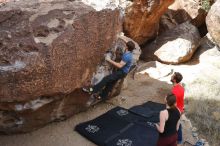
[
  {"xmin": 129, "ymin": 101, "xmax": 166, "ymax": 123},
  {"xmin": 106, "ymin": 123, "xmax": 159, "ymax": 146},
  {"xmin": 75, "ymin": 101, "xmax": 165, "ymax": 146},
  {"xmin": 75, "ymin": 107, "xmax": 131, "ymax": 146}
]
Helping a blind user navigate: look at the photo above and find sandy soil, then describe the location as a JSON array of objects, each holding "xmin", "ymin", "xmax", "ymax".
[{"xmin": 0, "ymin": 73, "xmax": 196, "ymax": 146}]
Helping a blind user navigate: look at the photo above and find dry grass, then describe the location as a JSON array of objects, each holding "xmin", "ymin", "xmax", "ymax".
[
  {"xmin": 184, "ymin": 75, "xmax": 220, "ymax": 146},
  {"xmin": 186, "ymin": 98, "xmax": 220, "ymax": 146}
]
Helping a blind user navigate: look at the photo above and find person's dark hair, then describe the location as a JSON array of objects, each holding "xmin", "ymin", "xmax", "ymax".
[
  {"xmin": 173, "ymin": 72, "xmax": 183, "ymax": 83},
  {"xmin": 126, "ymin": 41, "xmax": 135, "ymax": 52},
  {"xmin": 166, "ymin": 93, "xmax": 176, "ymax": 108},
  {"xmin": 115, "ymin": 46, "xmax": 123, "ymax": 61}
]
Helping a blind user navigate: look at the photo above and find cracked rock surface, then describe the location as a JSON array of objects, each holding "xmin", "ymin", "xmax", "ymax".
[{"xmin": 0, "ymin": 0, "xmax": 122, "ymax": 133}]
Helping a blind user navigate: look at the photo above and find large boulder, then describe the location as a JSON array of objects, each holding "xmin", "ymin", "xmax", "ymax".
[
  {"xmin": 206, "ymin": 0, "xmax": 220, "ymax": 47},
  {"xmin": 172, "ymin": 0, "xmax": 207, "ymax": 20},
  {"xmin": 123, "ymin": 0, "xmax": 174, "ymax": 45},
  {"xmin": 0, "ymin": 0, "xmax": 122, "ymax": 133},
  {"xmin": 159, "ymin": 9, "xmax": 191, "ymax": 34},
  {"xmin": 141, "ymin": 22, "xmax": 201, "ymax": 64},
  {"xmin": 160, "ymin": 0, "xmax": 211, "ymax": 35}
]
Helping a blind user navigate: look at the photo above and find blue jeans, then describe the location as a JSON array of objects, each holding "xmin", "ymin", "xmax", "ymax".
[
  {"xmin": 92, "ymin": 70, "xmax": 126, "ymax": 99},
  {"xmin": 178, "ymin": 124, "xmax": 182, "ymax": 144}
]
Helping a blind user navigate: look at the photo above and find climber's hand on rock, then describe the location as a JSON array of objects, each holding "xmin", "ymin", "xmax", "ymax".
[
  {"xmin": 105, "ymin": 55, "xmax": 111, "ymax": 62},
  {"xmin": 106, "ymin": 58, "xmax": 111, "ymax": 62}
]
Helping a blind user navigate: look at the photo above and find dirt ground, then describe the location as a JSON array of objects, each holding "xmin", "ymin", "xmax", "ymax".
[{"xmin": 0, "ymin": 73, "xmax": 197, "ymax": 146}]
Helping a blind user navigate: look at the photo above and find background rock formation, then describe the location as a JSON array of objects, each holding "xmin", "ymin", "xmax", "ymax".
[
  {"xmin": 123, "ymin": 0, "xmax": 174, "ymax": 45},
  {"xmin": 159, "ymin": 0, "xmax": 211, "ymax": 36},
  {"xmin": 141, "ymin": 22, "xmax": 201, "ymax": 64},
  {"xmin": 0, "ymin": 0, "xmax": 122, "ymax": 133},
  {"xmin": 206, "ymin": 0, "xmax": 220, "ymax": 47}
]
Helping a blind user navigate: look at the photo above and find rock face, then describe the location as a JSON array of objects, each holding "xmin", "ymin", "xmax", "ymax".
[
  {"xmin": 141, "ymin": 22, "xmax": 201, "ymax": 64},
  {"xmin": 160, "ymin": 0, "xmax": 209, "ymax": 35},
  {"xmin": 123, "ymin": 0, "xmax": 174, "ymax": 45},
  {"xmin": 0, "ymin": 0, "xmax": 122, "ymax": 133},
  {"xmin": 206, "ymin": 0, "xmax": 220, "ymax": 47},
  {"xmin": 174, "ymin": 0, "xmax": 206, "ymax": 20},
  {"xmin": 159, "ymin": 9, "xmax": 191, "ymax": 34}
]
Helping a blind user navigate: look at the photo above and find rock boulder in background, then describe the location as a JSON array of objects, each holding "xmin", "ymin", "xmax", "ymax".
[
  {"xmin": 123, "ymin": 0, "xmax": 174, "ymax": 45},
  {"xmin": 160, "ymin": 0, "xmax": 209, "ymax": 35},
  {"xmin": 206, "ymin": 0, "xmax": 220, "ymax": 47},
  {"xmin": 141, "ymin": 22, "xmax": 201, "ymax": 64}
]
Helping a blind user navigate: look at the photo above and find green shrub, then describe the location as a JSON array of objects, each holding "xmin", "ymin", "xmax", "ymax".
[{"xmin": 201, "ymin": 0, "xmax": 211, "ymax": 12}]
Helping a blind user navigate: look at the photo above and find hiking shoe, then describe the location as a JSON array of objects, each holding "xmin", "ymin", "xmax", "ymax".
[
  {"xmin": 95, "ymin": 95, "xmax": 102, "ymax": 100},
  {"xmin": 195, "ymin": 140, "xmax": 205, "ymax": 146},
  {"xmin": 86, "ymin": 94, "xmax": 102, "ymax": 107},
  {"xmin": 86, "ymin": 95, "xmax": 96, "ymax": 107},
  {"xmin": 82, "ymin": 86, "xmax": 93, "ymax": 94},
  {"xmin": 90, "ymin": 93, "xmax": 101, "ymax": 100},
  {"xmin": 177, "ymin": 140, "xmax": 183, "ymax": 144}
]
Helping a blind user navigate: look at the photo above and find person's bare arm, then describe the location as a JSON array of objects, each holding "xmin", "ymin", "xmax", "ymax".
[
  {"xmin": 176, "ymin": 119, "xmax": 180, "ymax": 131},
  {"xmin": 176, "ymin": 108, "xmax": 182, "ymax": 131},
  {"xmin": 156, "ymin": 110, "xmax": 168, "ymax": 133},
  {"xmin": 106, "ymin": 58, "xmax": 126, "ymax": 69}
]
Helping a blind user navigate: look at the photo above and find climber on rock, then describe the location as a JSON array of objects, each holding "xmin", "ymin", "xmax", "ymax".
[{"xmin": 82, "ymin": 41, "xmax": 135, "ymax": 106}]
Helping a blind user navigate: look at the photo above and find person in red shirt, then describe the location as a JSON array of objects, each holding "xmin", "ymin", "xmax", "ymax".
[
  {"xmin": 171, "ymin": 72, "xmax": 184, "ymax": 113},
  {"xmin": 171, "ymin": 72, "xmax": 184, "ymax": 144}
]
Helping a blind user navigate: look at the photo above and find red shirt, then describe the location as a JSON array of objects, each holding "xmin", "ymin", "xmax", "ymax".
[{"xmin": 172, "ymin": 84, "xmax": 184, "ymax": 113}]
